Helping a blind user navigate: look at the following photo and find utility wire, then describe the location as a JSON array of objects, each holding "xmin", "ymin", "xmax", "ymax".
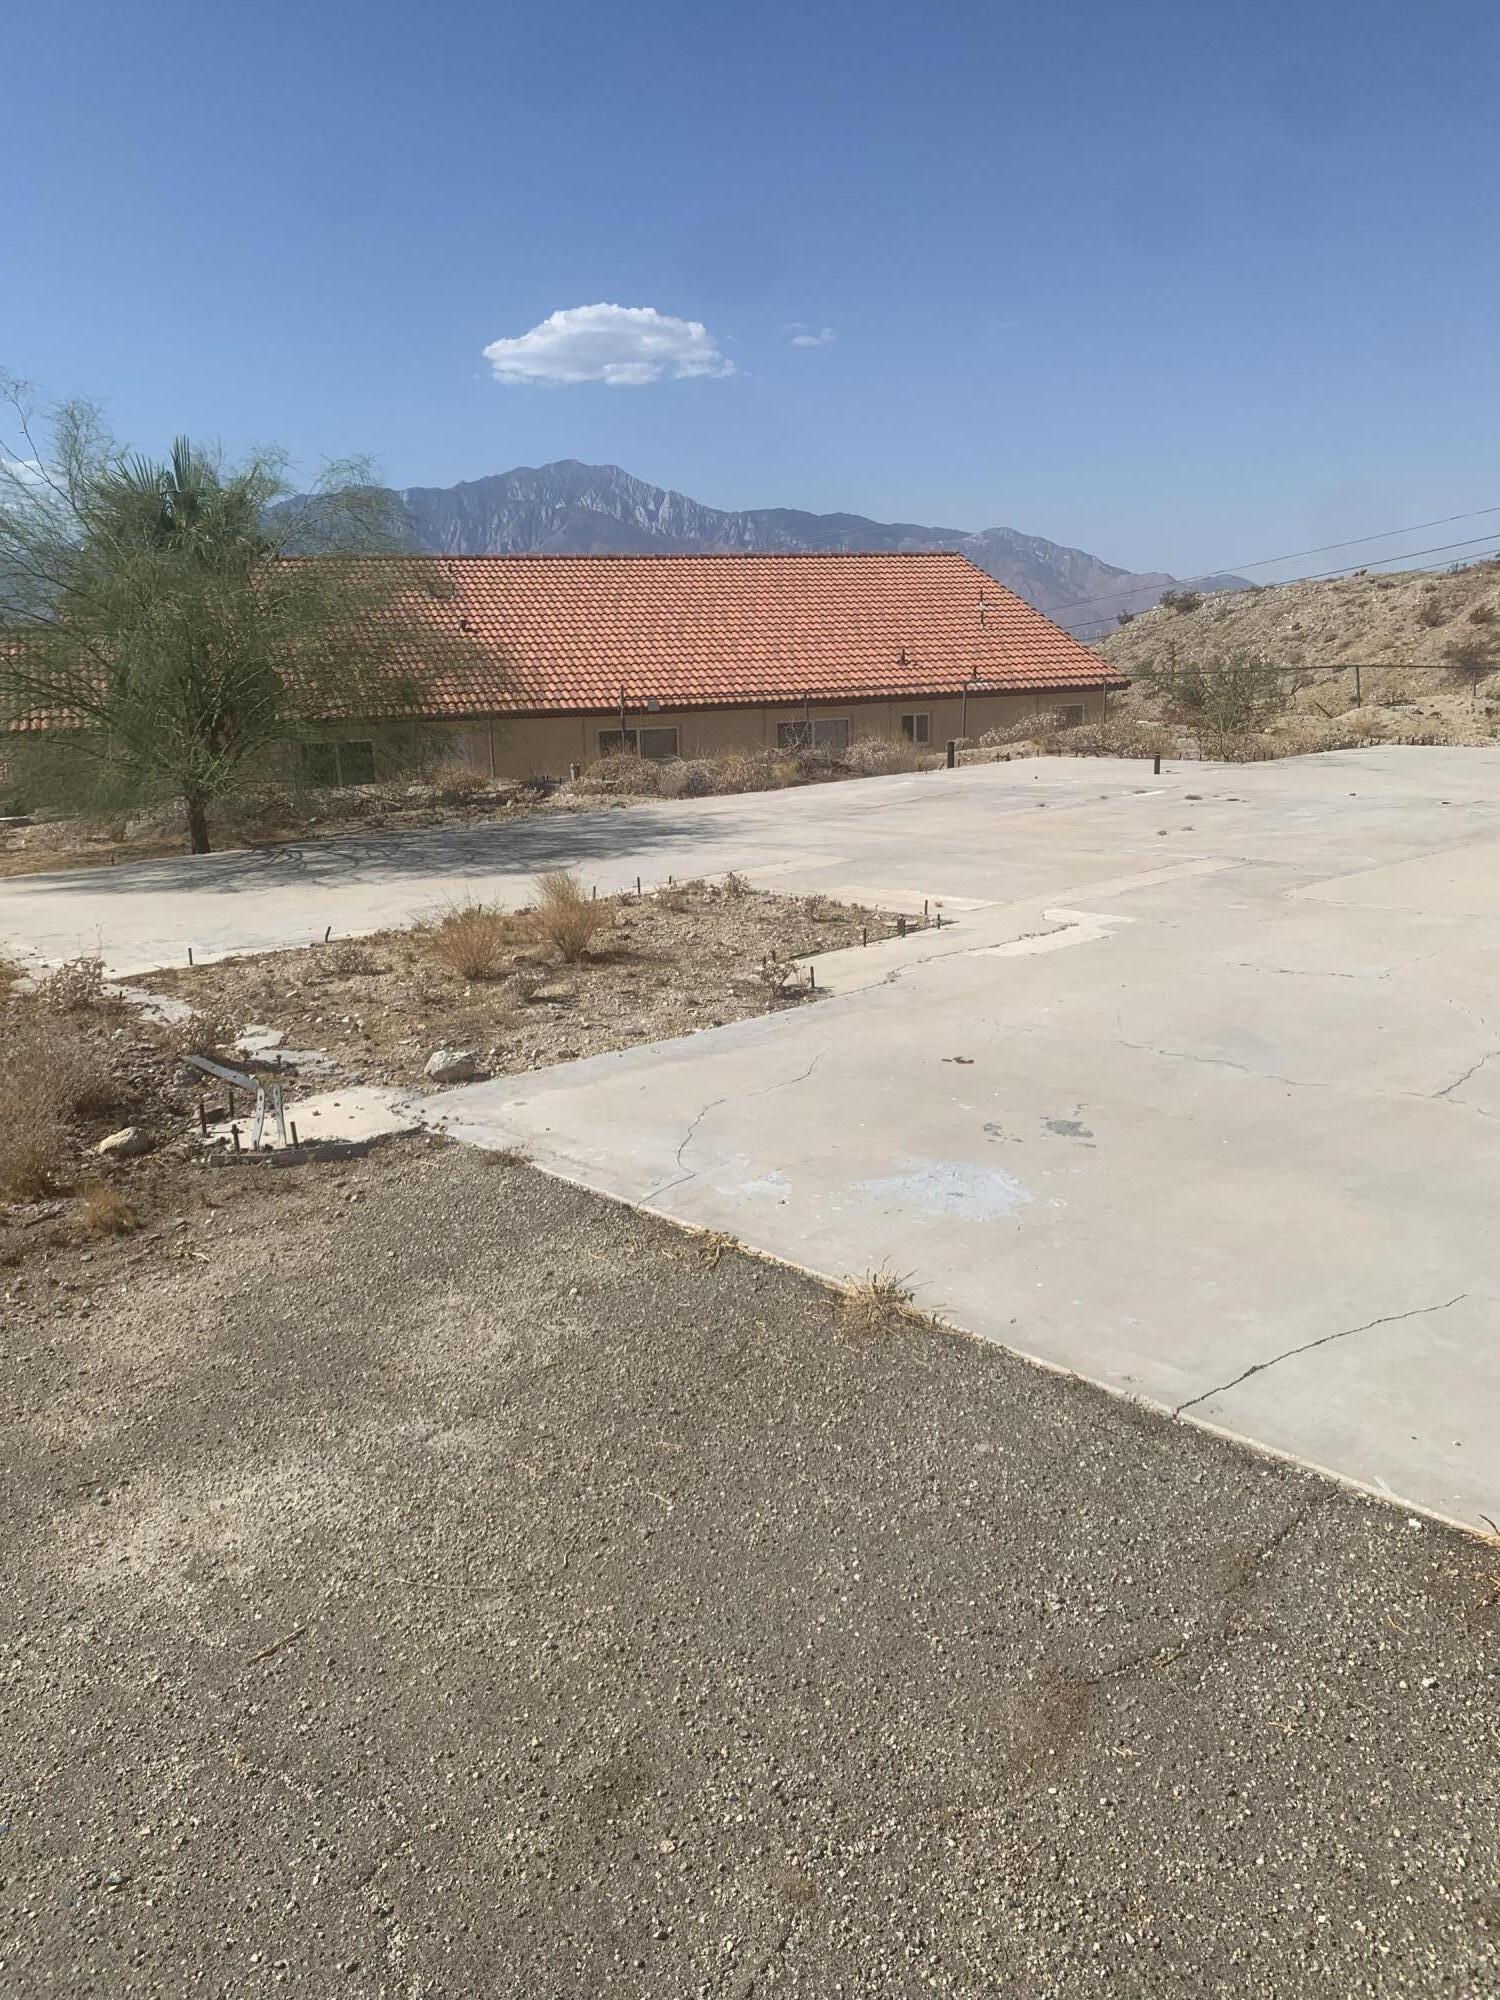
[
  {"xmin": 1063, "ymin": 534, "xmax": 1500, "ymax": 637},
  {"xmin": 1047, "ymin": 501, "xmax": 1500, "ymax": 629}
]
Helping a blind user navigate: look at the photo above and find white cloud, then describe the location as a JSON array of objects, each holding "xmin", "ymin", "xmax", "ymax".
[
  {"xmin": 482, "ymin": 303, "xmax": 733, "ymax": 387},
  {"xmin": 788, "ymin": 325, "xmax": 836, "ymax": 348},
  {"xmin": 2, "ymin": 456, "xmax": 47, "ymax": 486}
]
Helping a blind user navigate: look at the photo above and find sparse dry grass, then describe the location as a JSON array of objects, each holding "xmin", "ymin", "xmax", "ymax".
[
  {"xmin": 75, "ymin": 1181, "xmax": 141, "ymax": 1237},
  {"xmin": 838, "ymin": 1265, "xmax": 919, "ymax": 1334},
  {"xmin": 423, "ymin": 898, "xmax": 523, "ymax": 981},
  {"xmin": 533, "ymin": 870, "xmax": 613, "ymax": 963},
  {"xmin": 0, "ymin": 1012, "xmax": 117, "ymax": 1197}
]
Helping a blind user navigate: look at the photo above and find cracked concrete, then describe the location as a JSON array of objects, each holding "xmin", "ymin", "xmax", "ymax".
[
  {"xmin": 9, "ymin": 747, "xmax": 1500, "ymax": 1521},
  {"xmin": 373, "ymin": 748, "xmax": 1500, "ymax": 1528},
  {"xmin": 1173, "ymin": 1294, "xmax": 1470, "ymax": 1417}
]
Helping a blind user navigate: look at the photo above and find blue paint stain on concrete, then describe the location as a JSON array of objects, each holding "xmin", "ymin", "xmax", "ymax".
[{"xmin": 854, "ymin": 1160, "xmax": 1032, "ymax": 1222}]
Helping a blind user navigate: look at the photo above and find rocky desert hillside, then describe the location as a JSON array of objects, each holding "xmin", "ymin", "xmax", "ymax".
[{"xmin": 1097, "ymin": 557, "xmax": 1500, "ymax": 746}]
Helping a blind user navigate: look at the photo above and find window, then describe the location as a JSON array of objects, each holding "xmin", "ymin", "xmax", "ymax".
[
  {"xmin": 1060, "ymin": 704, "xmax": 1085, "ymax": 727},
  {"xmin": 300, "ymin": 739, "xmax": 376, "ymax": 787},
  {"xmin": 777, "ymin": 718, "xmax": 850, "ymax": 751},
  {"xmin": 900, "ymin": 712, "xmax": 931, "ymax": 744},
  {"xmin": 598, "ymin": 725, "xmax": 680, "ymax": 760}
]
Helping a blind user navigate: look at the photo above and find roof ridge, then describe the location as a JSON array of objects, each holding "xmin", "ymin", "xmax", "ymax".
[{"xmin": 432, "ymin": 549, "xmax": 970, "ymax": 563}]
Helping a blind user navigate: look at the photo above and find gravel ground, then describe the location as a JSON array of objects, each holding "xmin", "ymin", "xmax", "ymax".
[
  {"xmin": 143, "ymin": 882, "xmax": 896, "ymax": 1090},
  {"xmin": 4, "ymin": 1142, "xmax": 1498, "ymax": 1997}
]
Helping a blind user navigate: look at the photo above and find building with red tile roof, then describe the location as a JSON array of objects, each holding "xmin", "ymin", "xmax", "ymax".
[{"xmin": 358, "ymin": 551, "xmax": 1124, "ymax": 780}]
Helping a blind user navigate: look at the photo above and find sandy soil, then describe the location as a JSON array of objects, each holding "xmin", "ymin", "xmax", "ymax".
[
  {"xmin": 144, "ymin": 879, "xmax": 897, "ymax": 1090},
  {"xmin": 1098, "ymin": 557, "xmax": 1500, "ymax": 747}
]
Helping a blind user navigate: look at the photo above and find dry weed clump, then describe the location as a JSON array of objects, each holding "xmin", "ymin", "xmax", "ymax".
[
  {"xmin": 423, "ymin": 898, "xmax": 521, "ymax": 981},
  {"xmin": 838, "ymin": 1265, "xmax": 919, "ymax": 1334},
  {"xmin": 36, "ymin": 952, "xmax": 114, "ymax": 1014},
  {"xmin": 0, "ymin": 1013, "xmax": 119, "ymax": 1197},
  {"xmin": 533, "ymin": 871, "xmax": 613, "ymax": 963},
  {"xmin": 165, "ymin": 1005, "xmax": 240, "ymax": 1059},
  {"xmin": 76, "ymin": 1181, "xmax": 141, "ymax": 1237}
]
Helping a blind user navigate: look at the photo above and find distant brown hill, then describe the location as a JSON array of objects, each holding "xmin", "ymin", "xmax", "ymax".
[{"xmin": 280, "ymin": 460, "xmax": 1246, "ymax": 632}]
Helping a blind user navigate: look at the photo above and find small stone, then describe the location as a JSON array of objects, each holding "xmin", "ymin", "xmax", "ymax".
[
  {"xmin": 527, "ymin": 982, "xmax": 577, "ymax": 1005},
  {"xmin": 96, "ymin": 1126, "xmax": 151, "ymax": 1159},
  {"xmin": 423, "ymin": 1048, "xmax": 481, "ymax": 1083}
]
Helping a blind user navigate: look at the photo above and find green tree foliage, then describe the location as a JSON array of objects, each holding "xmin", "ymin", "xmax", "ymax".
[
  {"xmin": 1138, "ymin": 643, "xmax": 1285, "ymax": 752},
  {"xmin": 0, "ymin": 378, "xmax": 465, "ymax": 851}
]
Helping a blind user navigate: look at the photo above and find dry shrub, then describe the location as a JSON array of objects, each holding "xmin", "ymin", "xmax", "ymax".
[
  {"xmin": 980, "ymin": 709, "xmax": 1069, "ymax": 747},
  {"xmin": 1416, "ymin": 595, "xmax": 1445, "ymax": 628},
  {"xmin": 655, "ymin": 760, "xmax": 716, "ymax": 799},
  {"xmin": 424, "ymin": 898, "xmax": 520, "ymax": 981},
  {"xmin": 843, "ymin": 735, "xmax": 930, "ymax": 776},
  {"xmin": 1468, "ymin": 603, "xmax": 1497, "ymax": 626},
  {"xmin": 0, "ymin": 1012, "xmax": 119, "ymax": 1197},
  {"xmin": 1443, "ymin": 634, "xmax": 1493, "ymax": 676},
  {"xmin": 76, "ymin": 1182, "xmax": 141, "ymax": 1237},
  {"xmin": 533, "ymin": 871, "xmax": 613, "ymax": 962},
  {"xmin": 567, "ymin": 752, "xmax": 664, "ymax": 798},
  {"xmin": 165, "ymin": 1005, "xmax": 240, "ymax": 1058},
  {"xmin": 1037, "ymin": 718, "xmax": 1176, "ymax": 760},
  {"xmin": 319, "ymin": 938, "xmax": 381, "ymax": 978},
  {"xmin": 36, "ymin": 952, "xmax": 114, "ymax": 1014},
  {"xmin": 757, "ymin": 955, "xmax": 810, "ymax": 1006}
]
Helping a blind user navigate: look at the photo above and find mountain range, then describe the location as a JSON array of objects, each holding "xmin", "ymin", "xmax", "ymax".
[{"xmin": 332, "ymin": 460, "xmax": 1247, "ymax": 634}]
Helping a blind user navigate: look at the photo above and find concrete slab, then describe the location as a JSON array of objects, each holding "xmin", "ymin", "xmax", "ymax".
[{"xmin": 9, "ymin": 747, "xmax": 1500, "ymax": 1524}]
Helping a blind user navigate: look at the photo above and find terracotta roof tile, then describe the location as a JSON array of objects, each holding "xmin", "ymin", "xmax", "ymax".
[{"xmin": 370, "ymin": 552, "xmax": 1126, "ymax": 717}]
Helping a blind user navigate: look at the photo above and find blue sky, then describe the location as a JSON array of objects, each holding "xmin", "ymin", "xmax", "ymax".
[{"xmin": 7, "ymin": 0, "xmax": 1499, "ymax": 578}]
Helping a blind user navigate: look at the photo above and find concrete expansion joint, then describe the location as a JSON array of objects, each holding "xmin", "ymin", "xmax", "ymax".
[{"xmin": 1174, "ymin": 1293, "xmax": 1469, "ymax": 1419}]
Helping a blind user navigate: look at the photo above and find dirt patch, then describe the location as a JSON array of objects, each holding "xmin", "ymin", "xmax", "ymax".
[{"xmin": 144, "ymin": 878, "xmax": 899, "ymax": 1090}]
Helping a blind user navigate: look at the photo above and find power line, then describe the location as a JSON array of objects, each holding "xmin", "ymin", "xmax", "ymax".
[
  {"xmin": 1063, "ymin": 534, "xmax": 1500, "ymax": 638},
  {"xmin": 1048, "ymin": 500, "xmax": 1500, "ymax": 629}
]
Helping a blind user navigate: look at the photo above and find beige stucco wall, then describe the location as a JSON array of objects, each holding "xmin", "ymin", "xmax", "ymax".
[{"xmin": 437, "ymin": 689, "xmax": 1108, "ymax": 781}]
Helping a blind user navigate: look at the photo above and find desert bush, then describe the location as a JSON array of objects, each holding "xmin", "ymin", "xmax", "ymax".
[
  {"xmin": 1468, "ymin": 603, "xmax": 1496, "ymax": 625},
  {"xmin": 567, "ymin": 752, "xmax": 665, "ymax": 798},
  {"xmin": 1038, "ymin": 718, "xmax": 1177, "ymax": 760},
  {"xmin": 0, "ymin": 1012, "xmax": 119, "ymax": 1197},
  {"xmin": 36, "ymin": 952, "xmax": 112, "ymax": 1013},
  {"xmin": 655, "ymin": 760, "xmax": 716, "ymax": 799},
  {"xmin": 533, "ymin": 871, "xmax": 613, "ymax": 962},
  {"xmin": 978, "ymin": 709, "xmax": 1069, "ymax": 747},
  {"xmin": 757, "ymin": 954, "xmax": 810, "ymax": 1006},
  {"xmin": 1140, "ymin": 647, "xmax": 1284, "ymax": 747},
  {"xmin": 1443, "ymin": 634, "xmax": 1493, "ymax": 674},
  {"xmin": 1116, "ymin": 610, "xmax": 1136, "ymax": 626},
  {"xmin": 166, "ymin": 1005, "xmax": 240, "ymax": 1058},
  {"xmin": 424, "ymin": 898, "xmax": 519, "ymax": 981},
  {"xmin": 1159, "ymin": 588, "xmax": 1203, "ymax": 614},
  {"xmin": 319, "ymin": 938, "xmax": 382, "ymax": 978},
  {"xmin": 77, "ymin": 1182, "xmax": 141, "ymax": 1236},
  {"xmin": 843, "ymin": 735, "xmax": 930, "ymax": 776},
  {"xmin": 1416, "ymin": 595, "xmax": 1445, "ymax": 628}
]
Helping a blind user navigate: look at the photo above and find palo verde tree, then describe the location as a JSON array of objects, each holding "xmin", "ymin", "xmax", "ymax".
[{"xmin": 0, "ymin": 377, "xmax": 462, "ymax": 851}]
